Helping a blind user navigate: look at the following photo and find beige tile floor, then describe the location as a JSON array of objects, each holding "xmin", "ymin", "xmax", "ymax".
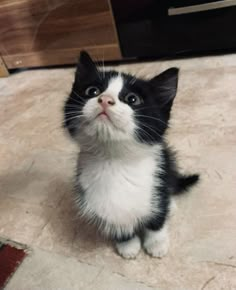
[{"xmin": 1, "ymin": 54, "xmax": 236, "ymax": 289}]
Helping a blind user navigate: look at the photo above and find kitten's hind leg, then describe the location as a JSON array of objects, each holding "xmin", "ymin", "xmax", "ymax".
[
  {"xmin": 143, "ymin": 224, "xmax": 169, "ymax": 258},
  {"xmin": 116, "ymin": 236, "xmax": 141, "ymax": 259}
]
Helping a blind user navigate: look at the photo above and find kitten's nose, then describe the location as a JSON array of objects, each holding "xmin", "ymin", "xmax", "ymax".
[{"xmin": 98, "ymin": 95, "xmax": 116, "ymax": 108}]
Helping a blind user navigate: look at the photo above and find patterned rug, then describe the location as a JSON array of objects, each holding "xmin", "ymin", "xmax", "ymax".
[{"xmin": 0, "ymin": 239, "xmax": 27, "ymax": 289}]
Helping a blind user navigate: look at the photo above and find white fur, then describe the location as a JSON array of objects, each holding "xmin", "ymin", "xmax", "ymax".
[
  {"xmin": 75, "ymin": 75, "xmax": 163, "ymax": 238},
  {"xmin": 77, "ymin": 142, "xmax": 163, "ymax": 238},
  {"xmin": 104, "ymin": 75, "xmax": 123, "ymax": 99},
  {"xmin": 169, "ymin": 198, "xmax": 177, "ymax": 217},
  {"xmin": 143, "ymin": 225, "xmax": 169, "ymax": 258},
  {"xmin": 116, "ymin": 236, "xmax": 141, "ymax": 259}
]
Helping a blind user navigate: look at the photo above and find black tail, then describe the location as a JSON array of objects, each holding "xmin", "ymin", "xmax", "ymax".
[{"xmin": 174, "ymin": 174, "xmax": 199, "ymax": 195}]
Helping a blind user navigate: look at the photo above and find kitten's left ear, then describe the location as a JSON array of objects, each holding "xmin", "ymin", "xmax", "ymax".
[{"xmin": 150, "ymin": 68, "xmax": 179, "ymax": 110}]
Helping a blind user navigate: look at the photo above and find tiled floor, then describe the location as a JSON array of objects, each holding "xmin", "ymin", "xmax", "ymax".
[{"xmin": 1, "ymin": 54, "xmax": 236, "ymax": 289}]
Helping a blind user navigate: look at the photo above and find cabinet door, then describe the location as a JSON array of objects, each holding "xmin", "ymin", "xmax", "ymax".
[{"xmin": 0, "ymin": 0, "xmax": 121, "ymax": 69}]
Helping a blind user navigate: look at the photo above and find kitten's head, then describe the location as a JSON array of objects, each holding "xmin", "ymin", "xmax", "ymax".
[{"xmin": 64, "ymin": 51, "xmax": 178, "ymax": 145}]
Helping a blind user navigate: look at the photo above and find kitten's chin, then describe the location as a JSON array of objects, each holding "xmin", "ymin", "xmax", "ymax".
[{"xmin": 82, "ymin": 117, "xmax": 132, "ymax": 142}]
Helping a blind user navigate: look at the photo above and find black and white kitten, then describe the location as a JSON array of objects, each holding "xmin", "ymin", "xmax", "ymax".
[{"xmin": 64, "ymin": 51, "xmax": 199, "ymax": 259}]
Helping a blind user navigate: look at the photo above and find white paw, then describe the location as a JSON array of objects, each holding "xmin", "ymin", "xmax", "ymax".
[
  {"xmin": 143, "ymin": 227, "xmax": 169, "ymax": 258},
  {"xmin": 116, "ymin": 236, "xmax": 141, "ymax": 259},
  {"xmin": 144, "ymin": 238, "xmax": 169, "ymax": 258}
]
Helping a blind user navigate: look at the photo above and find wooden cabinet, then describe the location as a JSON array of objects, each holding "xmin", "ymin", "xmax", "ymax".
[{"xmin": 0, "ymin": 0, "xmax": 121, "ymax": 69}]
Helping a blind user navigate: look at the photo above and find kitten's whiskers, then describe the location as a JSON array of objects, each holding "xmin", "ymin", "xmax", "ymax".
[{"xmin": 135, "ymin": 114, "xmax": 168, "ymax": 126}]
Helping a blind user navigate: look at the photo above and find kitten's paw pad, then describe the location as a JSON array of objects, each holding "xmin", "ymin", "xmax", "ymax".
[
  {"xmin": 144, "ymin": 239, "xmax": 169, "ymax": 258},
  {"xmin": 116, "ymin": 236, "xmax": 141, "ymax": 259}
]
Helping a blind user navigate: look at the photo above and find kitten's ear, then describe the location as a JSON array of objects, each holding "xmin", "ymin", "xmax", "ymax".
[
  {"xmin": 75, "ymin": 51, "xmax": 98, "ymax": 81},
  {"xmin": 150, "ymin": 68, "xmax": 179, "ymax": 110},
  {"xmin": 78, "ymin": 51, "xmax": 95, "ymax": 68}
]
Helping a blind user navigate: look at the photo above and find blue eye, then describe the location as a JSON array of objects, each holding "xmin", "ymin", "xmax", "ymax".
[
  {"xmin": 85, "ymin": 86, "xmax": 101, "ymax": 97},
  {"xmin": 124, "ymin": 93, "xmax": 143, "ymax": 106}
]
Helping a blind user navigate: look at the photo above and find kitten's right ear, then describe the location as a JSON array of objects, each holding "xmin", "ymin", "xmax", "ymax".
[{"xmin": 75, "ymin": 51, "xmax": 97, "ymax": 81}]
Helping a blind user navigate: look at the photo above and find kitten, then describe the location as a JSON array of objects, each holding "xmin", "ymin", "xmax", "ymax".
[{"xmin": 64, "ymin": 51, "xmax": 199, "ymax": 259}]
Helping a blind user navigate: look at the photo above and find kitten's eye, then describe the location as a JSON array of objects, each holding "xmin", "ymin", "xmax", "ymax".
[
  {"xmin": 124, "ymin": 93, "xmax": 143, "ymax": 106},
  {"xmin": 85, "ymin": 86, "xmax": 101, "ymax": 97}
]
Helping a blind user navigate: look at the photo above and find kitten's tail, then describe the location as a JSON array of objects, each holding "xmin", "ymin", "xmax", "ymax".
[{"xmin": 174, "ymin": 174, "xmax": 199, "ymax": 195}]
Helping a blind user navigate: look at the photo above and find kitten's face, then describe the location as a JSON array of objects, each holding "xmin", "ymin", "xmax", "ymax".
[{"xmin": 64, "ymin": 51, "xmax": 178, "ymax": 144}]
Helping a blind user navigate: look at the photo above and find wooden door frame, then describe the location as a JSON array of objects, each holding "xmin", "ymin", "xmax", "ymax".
[{"xmin": 0, "ymin": 56, "xmax": 9, "ymax": 77}]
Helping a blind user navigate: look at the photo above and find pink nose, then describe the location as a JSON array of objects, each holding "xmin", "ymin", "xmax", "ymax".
[{"xmin": 98, "ymin": 95, "xmax": 116, "ymax": 108}]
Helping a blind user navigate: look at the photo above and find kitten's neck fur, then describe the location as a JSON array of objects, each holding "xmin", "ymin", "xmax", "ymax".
[{"xmin": 78, "ymin": 134, "xmax": 161, "ymax": 160}]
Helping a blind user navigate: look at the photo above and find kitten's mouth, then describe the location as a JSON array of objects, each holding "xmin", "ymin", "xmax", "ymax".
[
  {"xmin": 97, "ymin": 111, "xmax": 110, "ymax": 120},
  {"xmin": 98, "ymin": 111, "xmax": 108, "ymax": 117},
  {"xmin": 95, "ymin": 111, "xmax": 122, "ymax": 131}
]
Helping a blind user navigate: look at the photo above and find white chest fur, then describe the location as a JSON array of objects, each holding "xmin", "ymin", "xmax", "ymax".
[{"xmin": 76, "ymin": 143, "xmax": 163, "ymax": 236}]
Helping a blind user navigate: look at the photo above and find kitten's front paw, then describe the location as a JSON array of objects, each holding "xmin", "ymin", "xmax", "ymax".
[
  {"xmin": 143, "ymin": 227, "xmax": 169, "ymax": 258},
  {"xmin": 144, "ymin": 238, "xmax": 169, "ymax": 258},
  {"xmin": 116, "ymin": 236, "xmax": 141, "ymax": 259}
]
